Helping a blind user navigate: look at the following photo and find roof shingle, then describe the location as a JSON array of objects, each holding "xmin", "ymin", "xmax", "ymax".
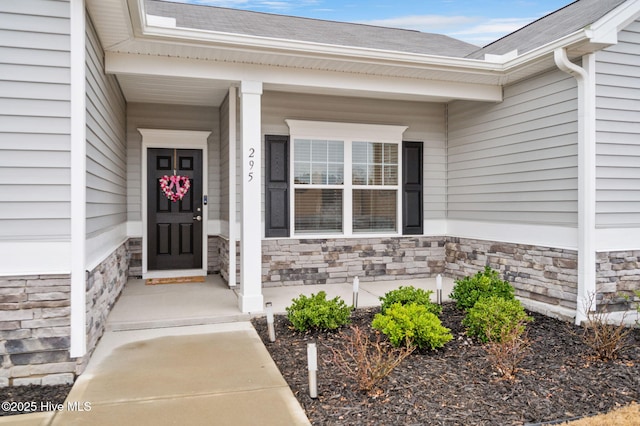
[
  {"xmin": 145, "ymin": 0, "xmax": 479, "ymax": 58},
  {"xmin": 467, "ymin": 0, "xmax": 628, "ymax": 59}
]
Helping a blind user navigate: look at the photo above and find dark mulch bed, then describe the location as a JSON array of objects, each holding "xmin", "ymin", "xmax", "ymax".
[
  {"xmin": 252, "ymin": 304, "xmax": 640, "ymax": 425},
  {"xmin": 0, "ymin": 384, "xmax": 72, "ymax": 416}
]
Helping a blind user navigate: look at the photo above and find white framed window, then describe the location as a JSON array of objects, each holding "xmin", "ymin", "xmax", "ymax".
[{"xmin": 286, "ymin": 120, "xmax": 407, "ymax": 237}]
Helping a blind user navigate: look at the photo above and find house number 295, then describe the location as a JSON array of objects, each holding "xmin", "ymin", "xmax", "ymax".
[{"xmin": 247, "ymin": 148, "xmax": 255, "ymax": 182}]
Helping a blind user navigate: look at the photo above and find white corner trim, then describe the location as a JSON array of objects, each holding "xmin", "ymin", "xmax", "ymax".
[
  {"xmin": 0, "ymin": 242, "xmax": 71, "ymax": 276},
  {"xmin": 70, "ymin": 0, "xmax": 87, "ymax": 358}
]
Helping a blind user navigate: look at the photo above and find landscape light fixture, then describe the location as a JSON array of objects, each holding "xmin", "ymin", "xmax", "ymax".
[
  {"xmin": 265, "ymin": 302, "xmax": 276, "ymax": 342},
  {"xmin": 352, "ymin": 276, "xmax": 359, "ymax": 308},
  {"xmin": 307, "ymin": 342, "xmax": 318, "ymax": 398}
]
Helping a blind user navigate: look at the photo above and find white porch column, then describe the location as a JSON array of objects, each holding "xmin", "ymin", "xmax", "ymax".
[
  {"xmin": 238, "ymin": 81, "xmax": 264, "ymax": 312},
  {"xmin": 70, "ymin": 0, "xmax": 87, "ymax": 358},
  {"xmin": 228, "ymin": 86, "xmax": 237, "ymax": 288}
]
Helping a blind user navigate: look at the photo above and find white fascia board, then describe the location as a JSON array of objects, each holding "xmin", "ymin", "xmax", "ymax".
[
  {"xmin": 105, "ymin": 52, "xmax": 503, "ymax": 102},
  {"xmin": 132, "ymin": 23, "xmax": 592, "ymax": 86},
  {"xmin": 0, "ymin": 241, "xmax": 71, "ymax": 276}
]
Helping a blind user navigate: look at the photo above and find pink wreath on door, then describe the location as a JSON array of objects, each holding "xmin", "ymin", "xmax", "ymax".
[{"xmin": 159, "ymin": 175, "xmax": 191, "ymax": 202}]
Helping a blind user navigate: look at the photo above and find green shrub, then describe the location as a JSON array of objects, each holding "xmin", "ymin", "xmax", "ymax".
[
  {"xmin": 463, "ymin": 296, "xmax": 533, "ymax": 343},
  {"xmin": 286, "ymin": 291, "xmax": 351, "ymax": 332},
  {"xmin": 379, "ymin": 286, "xmax": 441, "ymax": 316},
  {"xmin": 449, "ymin": 266, "xmax": 515, "ymax": 310},
  {"xmin": 372, "ymin": 303, "xmax": 452, "ymax": 350}
]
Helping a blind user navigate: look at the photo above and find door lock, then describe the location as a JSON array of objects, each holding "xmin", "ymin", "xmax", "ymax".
[{"xmin": 193, "ymin": 215, "xmax": 202, "ymax": 221}]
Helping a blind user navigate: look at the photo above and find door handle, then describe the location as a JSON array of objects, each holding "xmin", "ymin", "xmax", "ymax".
[{"xmin": 193, "ymin": 215, "xmax": 202, "ymax": 221}]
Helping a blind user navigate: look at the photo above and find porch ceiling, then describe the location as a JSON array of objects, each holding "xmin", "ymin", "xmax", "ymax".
[{"xmin": 117, "ymin": 74, "xmax": 231, "ymax": 107}]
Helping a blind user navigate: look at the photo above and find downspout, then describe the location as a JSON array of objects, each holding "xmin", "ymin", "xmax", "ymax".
[{"xmin": 554, "ymin": 49, "xmax": 597, "ymax": 325}]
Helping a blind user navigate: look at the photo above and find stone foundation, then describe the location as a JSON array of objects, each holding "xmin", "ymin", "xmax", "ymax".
[
  {"xmin": 127, "ymin": 238, "xmax": 142, "ymax": 278},
  {"xmin": 218, "ymin": 237, "xmax": 240, "ymax": 285},
  {"xmin": 0, "ymin": 274, "xmax": 74, "ymax": 387},
  {"xmin": 228, "ymin": 236, "xmax": 582, "ymax": 314},
  {"xmin": 207, "ymin": 236, "xmax": 223, "ymax": 274},
  {"xmin": 262, "ymin": 237, "xmax": 446, "ymax": 286},
  {"xmin": 78, "ymin": 242, "xmax": 129, "ymax": 374},
  {"xmin": 0, "ymin": 241, "xmax": 130, "ymax": 386},
  {"xmin": 445, "ymin": 237, "xmax": 578, "ymax": 310},
  {"xmin": 596, "ymin": 250, "xmax": 640, "ymax": 311}
]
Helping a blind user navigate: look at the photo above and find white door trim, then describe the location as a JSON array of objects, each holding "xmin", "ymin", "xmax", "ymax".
[{"xmin": 139, "ymin": 129, "xmax": 211, "ymax": 279}]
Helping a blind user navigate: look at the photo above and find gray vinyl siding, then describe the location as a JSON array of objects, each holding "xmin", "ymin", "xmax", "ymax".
[
  {"xmin": 126, "ymin": 103, "xmax": 221, "ymax": 225},
  {"xmin": 85, "ymin": 14, "xmax": 126, "ymax": 239},
  {"xmin": 0, "ymin": 0, "xmax": 71, "ymax": 240},
  {"xmin": 447, "ymin": 68, "xmax": 579, "ymax": 226},
  {"xmin": 595, "ymin": 19, "xmax": 640, "ymax": 227},
  {"xmin": 261, "ymin": 91, "xmax": 447, "ymax": 227}
]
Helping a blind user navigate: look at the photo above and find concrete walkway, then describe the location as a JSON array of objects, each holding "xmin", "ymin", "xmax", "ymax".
[{"xmin": 0, "ymin": 276, "xmax": 455, "ymax": 425}]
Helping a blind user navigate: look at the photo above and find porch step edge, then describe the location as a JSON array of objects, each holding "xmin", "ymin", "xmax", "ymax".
[{"xmin": 106, "ymin": 315, "xmax": 251, "ymax": 332}]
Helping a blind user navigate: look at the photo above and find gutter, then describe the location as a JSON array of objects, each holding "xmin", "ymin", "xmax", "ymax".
[{"xmin": 553, "ymin": 49, "xmax": 597, "ymax": 326}]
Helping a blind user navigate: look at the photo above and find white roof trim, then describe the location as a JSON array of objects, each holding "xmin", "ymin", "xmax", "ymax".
[
  {"xmin": 587, "ymin": 0, "xmax": 640, "ymax": 44},
  {"xmin": 132, "ymin": 0, "xmax": 613, "ymax": 75}
]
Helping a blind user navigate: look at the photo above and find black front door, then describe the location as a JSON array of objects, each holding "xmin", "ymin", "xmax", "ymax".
[{"xmin": 147, "ymin": 148, "xmax": 203, "ymax": 270}]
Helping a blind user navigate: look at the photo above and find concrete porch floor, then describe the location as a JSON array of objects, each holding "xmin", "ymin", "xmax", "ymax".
[{"xmin": 106, "ymin": 274, "xmax": 457, "ymax": 331}]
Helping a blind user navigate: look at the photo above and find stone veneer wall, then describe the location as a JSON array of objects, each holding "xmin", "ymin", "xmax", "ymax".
[
  {"xmin": 221, "ymin": 236, "xmax": 582, "ymax": 314},
  {"xmin": 78, "ymin": 242, "xmax": 129, "ymax": 374},
  {"xmin": 0, "ymin": 274, "xmax": 74, "ymax": 386},
  {"xmin": 127, "ymin": 238, "xmax": 142, "ymax": 278},
  {"xmin": 207, "ymin": 236, "xmax": 222, "ymax": 274},
  {"xmin": 0, "ymin": 242, "xmax": 130, "ymax": 386},
  {"xmin": 596, "ymin": 250, "xmax": 640, "ymax": 311},
  {"xmin": 262, "ymin": 237, "xmax": 446, "ymax": 286},
  {"xmin": 218, "ymin": 237, "xmax": 240, "ymax": 284},
  {"xmin": 445, "ymin": 237, "xmax": 579, "ymax": 310}
]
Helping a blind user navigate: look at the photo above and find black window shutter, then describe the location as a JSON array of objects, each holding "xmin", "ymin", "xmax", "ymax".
[
  {"xmin": 403, "ymin": 141, "xmax": 423, "ymax": 235},
  {"xmin": 265, "ymin": 135, "xmax": 289, "ymax": 238}
]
